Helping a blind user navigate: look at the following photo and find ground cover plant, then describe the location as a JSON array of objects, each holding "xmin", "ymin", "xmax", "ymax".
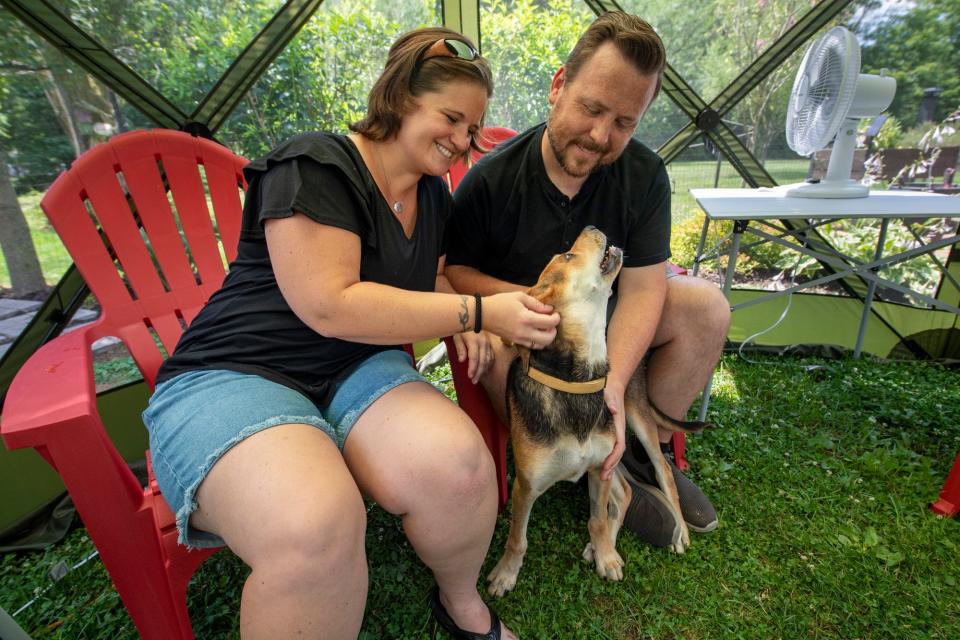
[{"xmin": 2, "ymin": 353, "xmax": 959, "ymax": 638}]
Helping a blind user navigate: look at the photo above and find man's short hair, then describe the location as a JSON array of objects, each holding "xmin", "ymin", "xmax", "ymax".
[
  {"xmin": 350, "ymin": 27, "xmax": 493, "ymax": 154},
  {"xmin": 564, "ymin": 11, "xmax": 666, "ymax": 97}
]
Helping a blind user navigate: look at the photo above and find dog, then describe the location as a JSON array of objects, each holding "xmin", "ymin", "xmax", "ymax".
[{"xmin": 486, "ymin": 226, "xmax": 708, "ymax": 597}]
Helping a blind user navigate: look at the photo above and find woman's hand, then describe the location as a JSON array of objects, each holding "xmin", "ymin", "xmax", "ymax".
[
  {"xmin": 600, "ymin": 379, "xmax": 627, "ymax": 481},
  {"xmin": 450, "ymin": 331, "xmax": 495, "ymax": 384},
  {"xmin": 483, "ymin": 292, "xmax": 560, "ymax": 349}
]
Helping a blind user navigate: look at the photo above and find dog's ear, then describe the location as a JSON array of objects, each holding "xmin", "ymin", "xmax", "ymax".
[
  {"xmin": 527, "ymin": 281, "xmax": 556, "ymax": 306},
  {"xmin": 501, "ymin": 337, "xmax": 531, "ymax": 370},
  {"xmin": 516, "ymin": 344, "xmax": 531, "ymax": 371}
]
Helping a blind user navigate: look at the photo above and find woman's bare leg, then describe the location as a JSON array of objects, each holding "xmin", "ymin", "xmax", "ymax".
[
  {"xmin": 192, "ymin": 424, "xmax": 368, "ymax": 639},
  {"xmin": 344, "ymin": 381, "xmax": 517, "ymax": 639}
]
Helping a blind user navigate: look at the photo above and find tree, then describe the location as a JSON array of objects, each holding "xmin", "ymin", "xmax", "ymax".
[
  {"xmin": 859, "ymin": 0, "xmax": 960, "ymax": 127},
  {"xmin": 0, "ymin": 135, "xmax": 45, "ymax": 296}
]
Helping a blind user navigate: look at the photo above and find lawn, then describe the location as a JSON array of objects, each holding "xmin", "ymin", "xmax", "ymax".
[
  {"xmin": 667, "ymin": 158, "xmax": 810, "ymax": 224},
  {"xmin": 0, "ymin": 191, "xmax": 73, "ymax": 289},
  {"xmin": 2, "ymin": 353, "xmax": 959, "ymax": 639}
]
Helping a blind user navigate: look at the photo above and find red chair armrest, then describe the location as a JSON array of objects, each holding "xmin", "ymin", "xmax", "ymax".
[
  {"xmin": 2, "ymin": 328, "xmax": 99, "ymax": 448},
  {"xmin": 2, "ymin": 325, "xmax": 145, "ymax": 508}
]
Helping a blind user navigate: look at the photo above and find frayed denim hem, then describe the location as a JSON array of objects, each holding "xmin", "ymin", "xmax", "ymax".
[{"xmin": 334, "ymin": 374, "xmax": 426, "ymax": 449}]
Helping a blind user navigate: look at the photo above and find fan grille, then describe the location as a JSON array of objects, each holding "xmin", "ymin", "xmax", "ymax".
[{"xmin": 786, "ymin": 27, "xmax": 860, "ymax": 156}]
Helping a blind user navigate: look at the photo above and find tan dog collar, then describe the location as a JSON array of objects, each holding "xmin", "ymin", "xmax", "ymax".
[
  {"xmin": 505, "ymin": 339, "xmax": 607, "ymax": 394},
  {"xmin": 525, "ymin": 363, "xmax": 607, "ymax": 394}
]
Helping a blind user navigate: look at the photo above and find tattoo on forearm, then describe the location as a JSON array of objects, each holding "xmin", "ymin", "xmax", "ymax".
[{"xmin": 458, "ymin": 296, "xmax": 469, "ymax": 332}]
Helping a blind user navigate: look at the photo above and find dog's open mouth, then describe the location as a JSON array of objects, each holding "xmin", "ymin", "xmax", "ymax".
[{"xmin": 600, "ymin": 243, "xmax": 622, "ymax": 275}]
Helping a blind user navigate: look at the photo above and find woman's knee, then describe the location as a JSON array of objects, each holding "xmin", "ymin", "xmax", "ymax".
[
  {"xmin": 396, "ymin": 418, "xmax": 496, "ymax": 512},
  {"xmin": 247, "ymin": 487, "xmax": 367, "ymax": 586},
  {"xmin": 439, "ymin": 423, "xmax": 497, "ymax": 500}
]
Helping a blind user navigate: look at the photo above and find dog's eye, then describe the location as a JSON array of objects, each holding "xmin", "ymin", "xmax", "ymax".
[{"xmin": 563, "ymin": 253, "xmax": 574, "ymax": 261}]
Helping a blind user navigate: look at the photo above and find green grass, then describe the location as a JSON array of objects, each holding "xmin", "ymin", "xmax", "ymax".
[
  {"xmin": 2, "ymin": 354, "xmax": 959, "ymax": 638},
  {"xmin": 0, "ymin": 191, "xmax": 73, "ymax": 288},
  {"xmin": 667, "ymin": 158, "xmax": 810, "ymax": 225}
]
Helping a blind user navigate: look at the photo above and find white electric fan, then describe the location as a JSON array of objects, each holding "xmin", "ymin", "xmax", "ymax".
[{"xmin": 783, "ymin": 26, "xmax": 896, "ymax": 198}]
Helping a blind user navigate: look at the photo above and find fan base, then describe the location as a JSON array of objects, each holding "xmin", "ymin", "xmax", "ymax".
[{"xmin": 783, "ymin": 180, "xmax": 869, "ymax": 199}]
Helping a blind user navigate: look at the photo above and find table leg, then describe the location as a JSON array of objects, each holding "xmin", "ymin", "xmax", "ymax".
[
  {"xmin": 697, "ymin": 220, "xmax": 745, "ymax": 422},
  {"xmin": 854, "ymin": 218, "xmax": 890, "ymax": 358},
  {"xmin": 692, "ymin": 214, "xmax": 711, "ymax": 278}
]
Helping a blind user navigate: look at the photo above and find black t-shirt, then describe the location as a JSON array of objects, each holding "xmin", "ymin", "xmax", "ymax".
[
  {"xmin": 446, "ymin": 123, "xmax": 671, "ymax": 288},
  {"xmin": 157, "ymin": 132, "xmax": 450, "ymax": 407}
]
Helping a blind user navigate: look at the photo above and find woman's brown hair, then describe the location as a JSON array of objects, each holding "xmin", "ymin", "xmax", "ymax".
[{"xmin": 350, "ymin": 27, "xmax": 493, "ymax": 154}]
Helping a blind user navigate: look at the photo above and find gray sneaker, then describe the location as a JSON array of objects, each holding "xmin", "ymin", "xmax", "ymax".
[
  {"xmin": 618, "ymin": 463, "xmax": 683, "ymax": 548},
  {"xmin": 622, "ymin": 441, "xmax": 719, "ymax": 533}
]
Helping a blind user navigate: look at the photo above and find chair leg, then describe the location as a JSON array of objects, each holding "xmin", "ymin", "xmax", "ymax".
[
  {"xmin": 99, "ymin": 509, "xmax": 203, "ymax": 640},
  {"xmin": 672, "ymin": 433, "xmax": 688, "ymax": 472},
  {"xmin": 931, "ymin": 452, "xmax": 960, "ymax": 518}
]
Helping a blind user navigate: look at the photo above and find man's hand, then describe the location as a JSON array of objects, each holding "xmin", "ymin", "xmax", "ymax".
[
  {"xmin": 451, "ymin": 331, "xmax": 494, "ymax": 384},
  {"xmin": 600, "ymin": 379, "xmax": 627, "ymax": 480}
]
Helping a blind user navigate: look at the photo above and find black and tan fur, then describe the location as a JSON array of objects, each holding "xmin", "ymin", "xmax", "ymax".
[{"xmin": 486, "ymin": 226, "xmax": 708, "ymax": 597}]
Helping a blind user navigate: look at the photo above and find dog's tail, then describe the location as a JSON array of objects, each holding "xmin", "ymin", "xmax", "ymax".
[
  {"xmin": 625, "ymin": 373, "xmax": 712, "ymax": 434},
  {"xmin": 649, "ymin": 401, "xmax": 712, "ymax": 434}
]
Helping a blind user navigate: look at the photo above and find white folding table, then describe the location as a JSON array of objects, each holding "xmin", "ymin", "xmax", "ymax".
[{"xmin": 688, "ymin": 187, "xmax": 960, "ymax": 420}]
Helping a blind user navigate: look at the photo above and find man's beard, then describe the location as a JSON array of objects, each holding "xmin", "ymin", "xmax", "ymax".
[{"xmin": 546, "ymin": 113, "xmax": 610, "ymax": 179}]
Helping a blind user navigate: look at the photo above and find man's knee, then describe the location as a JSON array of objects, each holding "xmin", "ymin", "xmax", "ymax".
[{"xmin": 666, "ymin": 276, "xmax": 730, "ymax": 341}]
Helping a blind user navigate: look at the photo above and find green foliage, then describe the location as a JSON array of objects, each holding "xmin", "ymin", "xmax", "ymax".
[
  {"xmin": 864, "ymin": 114, "xmax": 905, "ymax": 150},
  {"xmin": 0, "ymin": 11, "xmax": 76, "ymax": 193},
  {"xmin": 900, "ymin": 120, "xmax": 960, "ymax": 150},
  {"xmin": 214, "ymin": 0, "xmax": 437, "ymax": 158},
  {"xmin": 481, "ymin": 0, "xmax": 592, "ymax": 133},
  {"xmin": 860, "ymin": 0, "xmax": 960, "ymax": 127},
  {"xmin": 3, "ymin": 355, "xmax": 960, "ymax": 638}
]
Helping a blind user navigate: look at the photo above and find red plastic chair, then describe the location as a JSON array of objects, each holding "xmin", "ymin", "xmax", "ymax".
[
  {"xmin": 442, "ymin": 126, "xmax": 518, "ymax": 509},
  {"xmin": 1, "ymin": 129, "xmax": 247, "ymax": 640},
  {"xmin": 931, "ymin": 452, "xmax": 960, "ymax": 517}
]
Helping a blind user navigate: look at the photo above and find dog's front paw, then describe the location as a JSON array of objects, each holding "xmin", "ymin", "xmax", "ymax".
[
  {"xmin": 486, "ymin": 555, "xmax": 522, "ymax": 597},
  {"xmin": 582, "ymin": 542, "xmax": 624, "ymax": 581},
  {"xmin": 669, "ymin": 523, "xmax": 690, "ymax": 554},
  {"xmin": 581, "ymin": 542, "xmax": 595, "ymax": 563},
  {"xmin": 594, "ymin": 548, "xmax": 625, "ymax": 581}
]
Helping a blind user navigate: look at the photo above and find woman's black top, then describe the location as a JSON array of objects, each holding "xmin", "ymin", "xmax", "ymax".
[{"xmin": 156, "ymin": 132, "xmax": 450, "ymax": 407}]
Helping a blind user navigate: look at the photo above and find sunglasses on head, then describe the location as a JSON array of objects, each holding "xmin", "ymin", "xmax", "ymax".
[{"xmin": 417, "ymin": 38, "xmax": 479, "ymax": 66}]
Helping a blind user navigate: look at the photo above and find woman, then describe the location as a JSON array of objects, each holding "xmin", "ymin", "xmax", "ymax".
[{"xmin": 142, "ymin": 27, "xmax": 559, "ymax": 640}]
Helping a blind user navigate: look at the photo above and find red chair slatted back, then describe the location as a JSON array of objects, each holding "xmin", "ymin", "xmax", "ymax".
[{"xmin": 41, "ymin": 130, "xmax": 247, "ymax": 387}]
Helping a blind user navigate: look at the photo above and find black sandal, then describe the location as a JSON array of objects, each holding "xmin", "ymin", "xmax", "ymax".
[{"xmin": 428, "ymin": 585, "xmax": 502, "ymax": 640}]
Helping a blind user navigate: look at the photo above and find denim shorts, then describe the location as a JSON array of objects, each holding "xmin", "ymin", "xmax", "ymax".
[{"xmin": 141, "ymin": 349, "xmax": 426, "ymax": 548}]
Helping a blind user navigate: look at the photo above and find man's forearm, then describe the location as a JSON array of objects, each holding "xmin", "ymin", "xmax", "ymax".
[
  {"xmin": 605, "ymin": 267, "xmax": 668, "ymax": 390},
  {"xmin": 445, "ymin": 264, "xmax": 527, "ymax": 296}
]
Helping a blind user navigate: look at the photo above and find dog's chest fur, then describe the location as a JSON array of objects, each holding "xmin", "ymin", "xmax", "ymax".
[{"xmin": 507, "ymin": 330, "xmax": 612, "ymax": 446}]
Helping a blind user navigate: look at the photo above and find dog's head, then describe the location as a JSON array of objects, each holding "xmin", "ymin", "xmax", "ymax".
[
  {"xmin": 522, "ymin": 226, "xmax": 623, "ymax": 363},
  {"xmin": 527, "ymin": 225, "xmax": 623, "ymax": 310}
]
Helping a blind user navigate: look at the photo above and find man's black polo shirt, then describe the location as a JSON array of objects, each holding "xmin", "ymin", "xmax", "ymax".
[{"xmin": 446, "ymin": 123, "xmax": 671, "ymax": 288}]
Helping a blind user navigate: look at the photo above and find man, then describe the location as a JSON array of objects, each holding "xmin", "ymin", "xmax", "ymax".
[{"xmin": 445, "ymin": 11, "xmax": 731, "ymax": 547}]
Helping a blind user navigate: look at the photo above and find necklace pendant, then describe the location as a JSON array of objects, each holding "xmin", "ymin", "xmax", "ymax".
[{"xmin": 392, "ymin": 200, "xmax": 404, "ymax": 215}]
